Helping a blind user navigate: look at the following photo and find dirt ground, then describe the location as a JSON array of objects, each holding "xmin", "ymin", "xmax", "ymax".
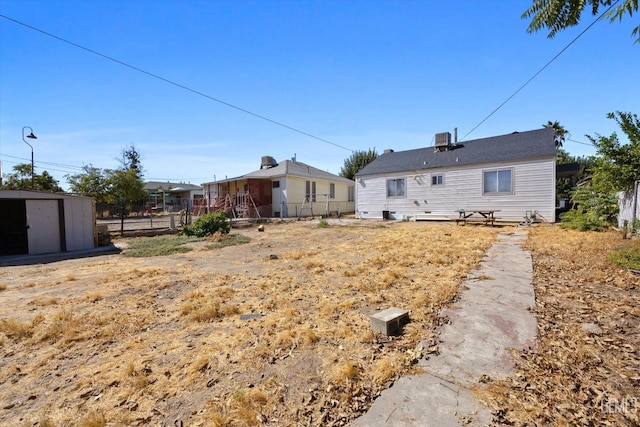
[{"xmin": 1, "ymin": 220, "xmax": 638, "ymax": 426}]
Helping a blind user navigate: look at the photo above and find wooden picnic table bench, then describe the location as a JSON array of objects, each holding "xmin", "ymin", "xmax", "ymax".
[{"xmin": 455, "ymin": 209, "xmax": 501, "ymax": 226}]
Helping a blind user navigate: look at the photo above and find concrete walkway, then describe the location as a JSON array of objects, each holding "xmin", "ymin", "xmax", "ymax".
[{"xmin": 352, "ymin": 231, "xmax": 537, "ymax": 426}]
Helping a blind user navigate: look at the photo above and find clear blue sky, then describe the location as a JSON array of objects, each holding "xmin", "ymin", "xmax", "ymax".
[{"xmin": 1, "ymin": 0, "xmax": 638, "ymax": 190}]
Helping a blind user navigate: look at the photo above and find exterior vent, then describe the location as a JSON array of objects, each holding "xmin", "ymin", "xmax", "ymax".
[
  {"xmin": 383, "ymin": 149, "xmax": 394, "ymax": 154},
  {"xmin": 261, "ymin": 155, "xmax": 277, "ymax": 169},
  {"xmin": 435, "ymin": 132, "xmax": 451, "ymax": 152}
]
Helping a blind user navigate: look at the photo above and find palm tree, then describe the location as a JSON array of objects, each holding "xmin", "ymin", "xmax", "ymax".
[{"xmin": 543, "ymin": 120, "xmax": 568, "ymax": 149}]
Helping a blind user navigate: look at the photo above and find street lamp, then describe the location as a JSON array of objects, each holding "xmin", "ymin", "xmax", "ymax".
[{"xmin": 22, "ymin": 126, "xmax": 37, "ymax": 190}]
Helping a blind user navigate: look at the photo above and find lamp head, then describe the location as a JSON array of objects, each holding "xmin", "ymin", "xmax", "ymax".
[{"xmin": 26, "ymin": 132, "xmax": 37, "ymax": 139}]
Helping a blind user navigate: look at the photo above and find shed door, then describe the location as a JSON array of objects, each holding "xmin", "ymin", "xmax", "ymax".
[
  {"xmin": 0, "ymin": 199, "xmax": 28, "ymax": 255},
  {"xmin": 26, "ymin": 200, "xmax": 61, "ymax": 254}
]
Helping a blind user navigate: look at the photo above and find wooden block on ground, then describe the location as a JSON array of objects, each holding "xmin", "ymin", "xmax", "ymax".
[{"xmin": 370, "ymin": 307, "xmax": 410, "ymax": 336}]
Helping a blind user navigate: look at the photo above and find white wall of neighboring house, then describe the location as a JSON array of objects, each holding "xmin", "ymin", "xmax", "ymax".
[
  {"xmin": 618, "ymin": 184, "xmax": 640, "ymax": 228},
  {"xmin": 279, "ymin": 176, "xmax": 355, "ymax": 218},
  {"xmin": 356, "ymin": 158, "xmax": 556, "ymax": 222}
]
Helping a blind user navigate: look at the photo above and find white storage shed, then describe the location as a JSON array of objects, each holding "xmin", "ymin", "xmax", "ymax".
[{"xmin": 0, "ymin": 190, "xmax": 97, "ymax": 256}]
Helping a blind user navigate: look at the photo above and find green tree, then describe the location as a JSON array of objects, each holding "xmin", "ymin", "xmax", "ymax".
[
  {"xmin": 588, "ymin": 111, "xmax": 640, "ymax": 194},
  {"xmin": 340, "ymin": 149, "xmax": 378, "ymax": 180},
  {"xmin": 556, "ymin": 148, "xmax": 597, "ymax": 199},
  {"xmin": 560, "ymin": 111, "xmax": 639, "ymax": 231},
  {"xmin": 522, "ymin": 0, "xmax": 640, "ymax": 43},
  {"xmin": 543, "ymin": 120, "xmax": 568, "ymax": 148},
  {"xmin": 105, "ymin": 168, "xmax": 147, "ymax": 235},
  {"xmin": 66, "ymin": 165, "xmax": 109, "ymax": 203},
  {"xmin": 105, "ymin": 145, "xmax": 146, "ymax": 235},
  {"xmin": 0, "ymin": 163, "xmax": 63, "ymax": 192},
  {"xmin": 119, "ymin": 144, "xmax": 143, "ymax": 179}
]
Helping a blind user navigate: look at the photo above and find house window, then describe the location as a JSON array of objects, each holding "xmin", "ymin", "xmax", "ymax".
[
  {"xmin": 348, "ymin": 186, "xmax": 354, "ymax": 202},
  {"xmin": 483, "ymin": 169, "xmax": 513, "ymax": 194},
  {"xmin": 306, "ymin": 181, "xmax": 316, "ymax": 202},
  {"xmin": 387, "ymin": 178, "xmax": 405, "ymax": 197},
  {"xmin": 431, "ymin": 174, "xmax": 444, "ymax": 186},
  {"xmin": 329, "ymin": 183, "xmax": 335, "ymax": 199},
  {"xmin": 272, "ymin": 180, "xmax": 280, "ymax": 188}
]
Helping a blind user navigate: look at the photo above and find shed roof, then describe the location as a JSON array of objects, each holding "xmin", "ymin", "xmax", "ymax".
[
  {"xmin": 356, "ymin": 128, "xmax": 556, "ymax": 177},
  {"xmin": 202, "ymin": 160, "xmax": 354, "ymax": 185}
]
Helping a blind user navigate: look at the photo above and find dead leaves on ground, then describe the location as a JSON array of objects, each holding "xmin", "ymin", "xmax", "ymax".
[{"xmin": 480, "ymin": 226, "xmax": 639, "ymax": 426}]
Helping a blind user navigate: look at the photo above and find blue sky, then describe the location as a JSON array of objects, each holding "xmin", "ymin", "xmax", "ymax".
[{"xmin": 1, "ymin": 0, "xmax": 638, "ymax": 190}]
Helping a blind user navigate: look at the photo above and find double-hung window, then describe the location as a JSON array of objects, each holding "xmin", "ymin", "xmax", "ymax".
[
  {"xmin": 306, "ymin": 180, "xmax": 316, "ymax": 202},
  {"xmin": 387, "ymin": 178, "xmax": 405, "ymax": 197},
  {"xmin": 483, "ymin": 169, "xmax": 513, "ymax": 194},
  {"xmin": 431, "ymin": 174, "xmax": 444, "ymax": 186}
]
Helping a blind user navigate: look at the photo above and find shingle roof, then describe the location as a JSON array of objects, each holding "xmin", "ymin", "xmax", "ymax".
[
  {"xmin": 356, "ymin": 128, "xmax": 556, "ymax": 177},
  {"xmin": 203, "ymin": 160, "xmax": 354, "ymax": 184}
]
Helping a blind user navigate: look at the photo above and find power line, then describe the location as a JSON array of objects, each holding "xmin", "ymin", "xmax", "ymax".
[
  {"xmin": 459, "ymin": 0, "xmax": 620, "ymax": 141},
  {"xmin": 0, "ymin": 153, "xmax": 85, "ymax": 171},
  {"xmin": 0, "ymin": 14, "xmax": 354, "ymax": 153},
  {"xmin": 567, "ymin": 138, "xmax": 593, "ymax": 146},
  {"xmin": 0, "ymin": 158, "xmax": 80, "ymax": 175}
]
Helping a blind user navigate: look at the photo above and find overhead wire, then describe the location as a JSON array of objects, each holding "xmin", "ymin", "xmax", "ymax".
[
  {"xmin": 567, "ymin": 138, "xmax": 593, "ymax": 146},
  {"xmin": 0, "ymin": 14, "xmax": 354, "ymax": 153},
  {"xmin": 459, "ymin": 0, "xmax": 620, "ymax": 142}
]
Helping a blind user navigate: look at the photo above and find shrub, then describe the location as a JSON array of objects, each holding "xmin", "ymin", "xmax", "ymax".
[
  {"xmin": 559, "ymin": 185, "xmax": 619, "ymax": 231},
  {"xmin": 181, "ymin": 212, "xmax": 230, "ymax": 237}
]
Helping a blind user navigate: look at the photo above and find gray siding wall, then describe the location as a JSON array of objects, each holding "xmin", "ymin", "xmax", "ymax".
[{"xmin": 356, "ymin": 158, "xmax": 556, "ymax": 222}]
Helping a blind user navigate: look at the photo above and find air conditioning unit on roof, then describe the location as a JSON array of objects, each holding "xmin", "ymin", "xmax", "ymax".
[{"xmin": 435, "ymin": 132, "xmax": 451, "ymax": 152}]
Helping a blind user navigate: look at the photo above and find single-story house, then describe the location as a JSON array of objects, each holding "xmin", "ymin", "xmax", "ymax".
[
  {"xmin": 144, "ymin": 181, "xmax": 203, "ymax": 212},
  {"xmin": 201, "ymin": 156, "xmax": 355, "ymax": 218},
  {"xmin": 0, "ymin": 190, "xmax": 96, "ymax": 256},
  {"xmin": 355, "ymin": 128, "xmax": 556, "ymax": 223}
]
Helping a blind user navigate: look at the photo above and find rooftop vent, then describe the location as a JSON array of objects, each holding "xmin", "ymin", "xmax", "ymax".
[
  {"xmin": 384, "ymin": 149, "xmax": 394, "ymax": 154},
  {"xmin": 435, "ymin": 132, "xmax": 451, "ymax": 152},
  {"xmin": 261, "ymin": 155, "xmax": 278, "ymax": 169}
]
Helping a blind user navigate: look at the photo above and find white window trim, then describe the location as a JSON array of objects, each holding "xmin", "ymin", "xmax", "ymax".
[
  {"xmin": 431, "ymin": 174, "xmax": 445, "ymax": 186},
  {"xmin": 483, "ymin": 168, "xmax": 514, "ymax": 195},
  {"xmin": 386, "ymin": 177, "xmax": 406, "ymax": 198}
]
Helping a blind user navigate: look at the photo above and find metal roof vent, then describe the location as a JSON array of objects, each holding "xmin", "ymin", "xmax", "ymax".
[
  {"xmin": 383, "ymin": 149, "xmax": 394, "ymax": 154},
  {"xmin": 435, "ymin": 132, "xmax": 451, "ymax": 152},
  {"xmin": 261, "ymin": 155, "xmax": 277, "ymax": 169}
]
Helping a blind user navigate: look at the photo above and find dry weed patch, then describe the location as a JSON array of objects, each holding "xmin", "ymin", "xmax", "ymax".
[{"xmin": 0, "ymin": 221, "xmax": 498, "ymax": 426}]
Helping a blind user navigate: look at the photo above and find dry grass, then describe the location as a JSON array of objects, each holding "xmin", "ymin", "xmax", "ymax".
[
  {"xmin": 478, "ymin": 226, "xmax": 640, "ymax": 426},
  {"xmin": 0, "ymin": 220, "xmax": 499, "ymax": 426}
]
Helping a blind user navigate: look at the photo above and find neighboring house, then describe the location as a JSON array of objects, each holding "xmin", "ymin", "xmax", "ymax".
[
  {"xmin": 355, "ymin": 128, "xmax": 557, "ymax": 223},
  {"xmin": 201, "ymin": 156, "xmax": 355, "ymax": 218},
  {"xmin": 0, "ymin": 190, "xmax": 96, "ymax": 255},
  {"xmin": 144, "ymin": 181, "xmax": 203, "ymax": 212}
]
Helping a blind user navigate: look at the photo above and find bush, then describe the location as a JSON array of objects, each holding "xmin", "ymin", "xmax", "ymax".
[
  {"xmin": 181, "ymin": 212, "xmax": 230, "ymax": 237},
  {"xmin": 559, "ymin": 185, "xmax": 619, "ymax": 231}
]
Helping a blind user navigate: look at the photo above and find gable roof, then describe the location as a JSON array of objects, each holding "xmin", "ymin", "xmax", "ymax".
[
  {"xmin": 144, "ymin": 181, "xmax": 203, "ymax": 192},
  {"xmin": 356, "ymin": 128, "xmax": 556, "ymax": 177},
  {"xmin": 203, "ymin": 160, "xmax": 354, "ymax": 185}
]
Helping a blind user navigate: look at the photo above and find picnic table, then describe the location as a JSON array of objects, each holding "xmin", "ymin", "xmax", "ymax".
[{"xmin": 455, "ymin": 209, "xmax": 500, "ymax": 226}]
